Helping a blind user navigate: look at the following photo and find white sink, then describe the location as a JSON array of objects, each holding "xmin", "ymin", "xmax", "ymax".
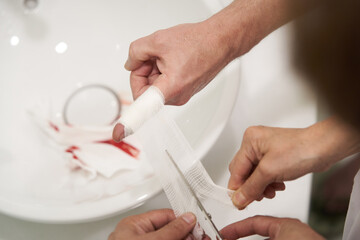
[{"xmin": 0, "ymin": 0, "xmax": 239, "ymax": 223}]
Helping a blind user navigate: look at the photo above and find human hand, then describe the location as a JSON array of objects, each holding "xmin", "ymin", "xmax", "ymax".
[
  {"xmin": 228, "ymin": 117, "xmax": 360, "ymax": 209},
  {"xmin": 220, "ymin": 215, "xmax": 325, "ymax": 240},
  {"xmin": 112, "ymin": 21, "xmax": 235, "ymax": 141},
  {"xmin": 112, "ymin": 20, "xmax": 237, "ymax": 142},
  {"xmin": 122, "ymin": 0, "xmax": 308, "ymax": 106},
  {"xmin": 124, "ymin": 21, "xmax": 235, "ymax": 106},
  {"xmin": 108, "ymin": 209, "xmax": 196, "ymax": 240},
  {"xmin": 112, "ymin": 0, "xmax": 301, "ymax": 142}
]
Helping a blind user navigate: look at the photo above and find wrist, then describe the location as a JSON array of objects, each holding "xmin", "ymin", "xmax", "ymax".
[
  {"xmin": 204, "ymin": 0, "xmax": 307, "ymax": 61},
  {"xmin": 305, "ymin": 117, "xmax": 360, "ymax": 170},
  {"xmin": 203, "ymin": 0, "xmax": 255, "ymax": 60}
]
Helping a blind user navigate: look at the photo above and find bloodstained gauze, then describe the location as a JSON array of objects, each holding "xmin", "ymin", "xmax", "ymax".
[
  {"xmin": 97, "ymin": 139, "xmax": 140, "ymax": 159},
  {"xmin": 49, "ymin": 121, "xmax": 60, "ymax": 132}
]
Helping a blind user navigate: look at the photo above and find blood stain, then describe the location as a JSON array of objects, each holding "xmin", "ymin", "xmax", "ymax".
[
  {"xmin": 97, "ymin": 139, "xmax": 140, "ymax": 159},
  {"xmin": 49, "ymin": 121, "xmax": 60, "ymax": 132}
]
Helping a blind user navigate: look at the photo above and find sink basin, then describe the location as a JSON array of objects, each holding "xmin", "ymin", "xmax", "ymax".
[{"xmin": 0, "ymin": 0, "xmax": 239, "ymax": 223}]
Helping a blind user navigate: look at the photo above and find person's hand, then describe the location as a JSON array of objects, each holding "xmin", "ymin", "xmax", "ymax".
[
  {"xmin": 220, "ymin": 215, "xmax": 325, "ymax": 240},
  {"xmin": 112, "ymin": 20, "xmax": 236, "ymax": 142},
  {"xmin": 108, "ymin": 209, "xmax": 196, "ymax": 240},
  {"xmin": 124, "ymin": 21, "xmax": 235, "ymax": 106},
  {"xmin": 113, "ymin": 21, "xmax": 235, "ymax": 142},
  {"xmin": 228, "ymin": 117, "xmax": 360, "ymax": 209},
  {"xmin": 123, "ymin": 0, "xmax": 309, "ymax": 106},
  {"xmin": 112, "ymin": 0, "xmax": 309, "ymax": 142}
]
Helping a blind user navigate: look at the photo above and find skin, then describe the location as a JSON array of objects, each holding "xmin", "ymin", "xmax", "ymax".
[
  {"xmin": 109, "ymin": 210, "xmax": 326, "ymax": 240},
  {"xmin": 220, "ymin": 216, "xmax": 325, "ymax": 240},
  {"xmin": 110, "ymin": 0, "xmax": 352, "ymax": 239},
  {"xmin": 112, "ymin": 0, "xmax": 306, "ymax": 142},
  {"xmin": 108, "ymin": 209, "xmax": 197, "ymax": 240},
  {"xmin": 229, "ymin": 117, "xmax": 360, "ymax": 209},
  {"xmin": 111, "ymin": 119, "xmax": 360, "ymax": 240},
  {"xmin": 123, "ymin": 0, "xmax": 295, "ymax": 105}
]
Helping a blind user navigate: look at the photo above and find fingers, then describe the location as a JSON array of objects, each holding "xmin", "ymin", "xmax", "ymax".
[
  {"xmin": 110, "ymin": 209, "xmax": 176, "ymax": 239},
  {"xmin": 125, "ymin": 35, "xmax": 157, "ymax": 71},
  {"xmin": 142, "ymin": 209, "xmax": 177, "ymax": 230},
  {"xmin": 227, "ymin": 145, "xmax": 255, "ymax": 190},
  {"xmin": 112, "ymin": 123, "xmax": 125, "ymax": 143},
  {"xmin": 262, "ymin": 182, "xmax": 286, "ymax": 199},
  {"xmin": 130, "ymin": 61, "xmax": 156, "ymax": 100},
  {"xmin": 148, "ymin": 212, "xmax": 197, "ymax": 240},
  {"xmin": 118, "ymin": 209, "xmax": 176, "ymax": 231},
  {"xmin": 220, "ymin": 216, "xmax": 281, "ymax": 239},
  {"xmin": 270, "ymin": 182, "xmax": 286, "ymax": 191},
  {"xmin": 232, "ymin": 157, "xmax": 275, "ymax": 209},
  {"xmin": 221, "ymin": 216, "xmax": 324, "ymax": 240}
]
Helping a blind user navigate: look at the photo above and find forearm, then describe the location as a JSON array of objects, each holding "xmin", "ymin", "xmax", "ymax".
[
  {"xmin": 306, "ymin": 117, "xmax": 360, "ymax": 171},
  {"xmin": 204, "ymin": 0, "xmax": 315, "ymax": 60}
]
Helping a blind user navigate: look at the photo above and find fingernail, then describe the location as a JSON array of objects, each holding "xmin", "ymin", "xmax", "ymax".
[
  {"xmin": 182, "ymin": 213, "xmax": 196, "ymax": 224},
  {"xmin": 112, "ymin": 123, "xmax": 125, "ymax": 143},
  {"xmin": 233, "ymin": 191, "xmax": 247, "ymax": 209}
]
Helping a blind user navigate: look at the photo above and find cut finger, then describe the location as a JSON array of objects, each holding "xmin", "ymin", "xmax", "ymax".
[{"xmin": 113, "ymin": 123, "xmax": 125, "ymax": 142}]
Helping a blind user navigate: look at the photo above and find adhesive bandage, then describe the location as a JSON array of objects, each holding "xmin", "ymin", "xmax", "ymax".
[{"xmin": 117, "ymin": 86, "xmax": 165, "ymax": 138}]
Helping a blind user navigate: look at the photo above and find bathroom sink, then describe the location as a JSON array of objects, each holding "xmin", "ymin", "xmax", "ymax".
[{"xmin": 0, "ymin": 0, "xmax": 239, "ymax": 223}]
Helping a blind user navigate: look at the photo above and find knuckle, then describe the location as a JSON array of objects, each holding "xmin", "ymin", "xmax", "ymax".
[
  {"xmin": 244, "ymin": 126, "xmax": 258, "ymax": 137},
  {"xmin": 117, "ymin": 216, "xmax": 136, "ymax": 228},
  {"xmin": 257, "ymin": 163, "xmax": 275, "ymax": 181},
  {"xmin": 152, "ymin": 30, "xmax": 165, "ymax": 48},
  {"xmin": 244, "ymin": 126, "xmax": 266, "ymax": 140},
  {"xmin": 169, "ymin": 220, "xmax": 187, "ymax": 233},
  {"xmin": 277, "ymin": 217, "xmax": 302, "ymax": 230},
  {"xmin": 128, "ymin": 41, "xmax": 138, "ymax": 57},
  {"xmin": 152, "ymin": 30, "xmax": 161, "ymax": 42},
  {"xmin": 288, "ymin": 218, "xmax": 302, "ymax": 224}
]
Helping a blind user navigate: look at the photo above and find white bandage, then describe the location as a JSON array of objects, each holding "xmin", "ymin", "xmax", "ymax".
[
  {"xmin": 137, "ymin": 109, "xmax": 236, "ymax": 240},
  {"xmin": 118, "ymin": 86, "xmax": 165, "ymax": 138}
]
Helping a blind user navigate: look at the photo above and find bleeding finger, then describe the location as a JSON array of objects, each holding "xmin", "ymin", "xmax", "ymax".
[{"xmin": 113, "ymin": 123, "xmax": 125, "ymax": 142}]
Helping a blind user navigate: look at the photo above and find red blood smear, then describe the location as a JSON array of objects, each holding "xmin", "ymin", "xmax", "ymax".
[
  {"xmin": 65, "ymin": 145, "xmax": 80, "ymax": 160},
  {"xmin": 97, "ymin": 139, "xmax": 140, "ymax": 159},
  {"xmin": 49, "ymin": 121, "xmax": 60, "ymax": 132},
  {"xmin": 66, "ymin": 145, "xmax": 80, "ymax": 153},
  {"xmin": 64, "ymin": 140, "xmax": 139, "ymax": 167},
  {"xmin": 65, "ymin": 145, "xmax": 89, "ymax": 166}
]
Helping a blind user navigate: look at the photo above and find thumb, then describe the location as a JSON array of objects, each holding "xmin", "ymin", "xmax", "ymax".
[
  {"xmin": 232, "ymin": 160, "xmax": 274, "ymax": 209},
  {"xmin": 149, "ymin": 213, "xmax": 196, "ymax": 240}
]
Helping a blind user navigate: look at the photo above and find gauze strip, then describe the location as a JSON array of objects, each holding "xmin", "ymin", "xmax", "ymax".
[
  {"xmin": 118, "ymin": 86, "xmax": 165, "ymax": 137},
  {"xmin": 137, "ymin": 108, "xmax": 235, "ymax": 239}
]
